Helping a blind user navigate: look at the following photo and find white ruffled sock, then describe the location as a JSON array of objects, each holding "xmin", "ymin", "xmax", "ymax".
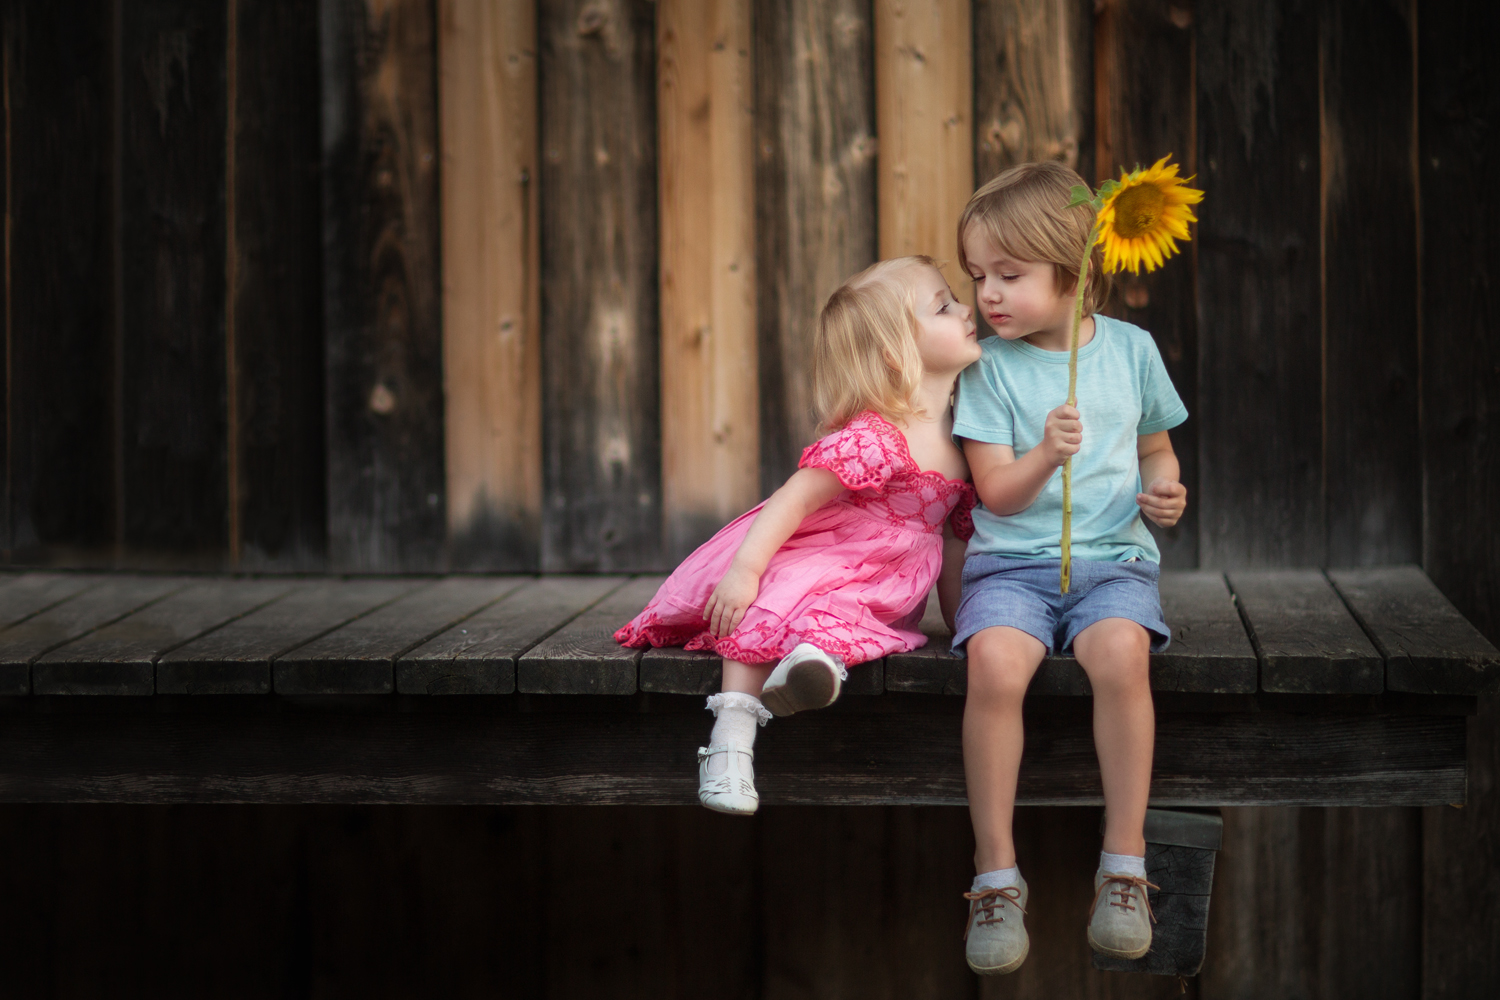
[
  {"xmin": 704, "ymin": 692, "xmax": 771, "ymax": 774},
  {"xmin": 1099, "ymin": 851, "xmax": 1148, "ymax": 878},
  {"xmin": 972, "ymin": 866, "xmax": 1022, "ymax": 892}
]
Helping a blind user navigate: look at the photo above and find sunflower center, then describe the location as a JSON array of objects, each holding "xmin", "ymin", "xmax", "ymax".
[{"xmin": 1113, "ymin": 183, "xmax": 1167, "ymax": 239}]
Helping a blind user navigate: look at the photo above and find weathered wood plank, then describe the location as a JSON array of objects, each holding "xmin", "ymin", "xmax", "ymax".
[
  {"xmin": 119, "ymin": 0, "xmax": 229, "ymax": 562},
  {"xmin": 657, "ymin": 0, "xmax": 759, "ymax": 561},
  {"xmin": 400, "ymin": 576, "xmax": 625, "ymax": 694},
  {"xmin": 973, "ymin": 0, "xmax": 1093, "ymax": 184},
  {"xmin": 873, "ymin": 0, "xmax": 973, "ymax": 293},
  {"xmin": 1330, "ymin": 566, "xmax": 1500, "ymax": 696},
  {"xmin": 32, "ymin": 580, "xmax": 294, "ymax": 696},
  {"xmin": 321, "ymin": 0, "xmax": 446, "ymax": 572},
  {"xmin": 753, "ymin": 0, "xmax": 877, "ymax": 493},
  {"xmin": 274, "ymin": 578, "xmax": 520, "ymax": 695},
  {"xmin": 2, "ymin": 0, "xmax": 116, "ymax": 562},
  {"xmin": 539, "ymin": 0, "xmax": 661, "ymax": 572},
  {"xmin": 231, "ymin": 0, "xmax": 327, "ymax": 571},
  {"xmin": 516, "ymin": 576, "xmax": 665, "ymax": 694},
  {"xmin": 0, "ymin": 574, "xmax": 104, "ymax": 629},
  {"xmin": 438, "ymin": 0, "xmax": 542, "ymax": 571},
  {"xmin": 640, "ymin": 645, "xmax": 885, "ymax": 697},
  {"xmin": 1196, "ymin": 0, "xmax": 1324, "ymax": 567},
  {"xmin": 0, "ymin": 577, "xmax": 185, "ymax": 694},
  {"xmin": 156, "ymin": 578, "xmax": 416, "ymax": 694},
  {"xmin": 0, "ymin": 706, "xmax": 1464, "ymax": 806},
  {"xmin": 1229, "ymin": 569, "xmax": 1383, "ymax": 693},
  {"xmin": 1093, "ymin": 0, "xmax": 1197, "ymax": 568}
]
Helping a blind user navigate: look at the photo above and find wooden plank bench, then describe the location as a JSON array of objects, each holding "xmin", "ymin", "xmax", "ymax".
[{"xmin": 0, "ymin": 566, "xmax": 1492, "ymax": 808}]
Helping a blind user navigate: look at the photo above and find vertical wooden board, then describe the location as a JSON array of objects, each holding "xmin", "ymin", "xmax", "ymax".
[
  {"xmin": 118, "ymin": 0, "xmax": 229, "ymax": 563},
  {"xmin": 874, "ymin": 0, "xmax": 973, "ymax": 294},
  {"xmin": 1320, "ymin": 0, "xmax": 1419, "ymax": 567},
  {"xmin": 753, "ymin": 0, "xmax": 878, "ymax": 492},
  {"xmin": 231, "ymin": 0, "xmax": 328, "ymax": 571},
  {"xmin": 539, "ymin": 0, "xmax": 661, "ymax": 573},
  {"xmin": 438, "ymin": 0, "xmax": 542, "ymax": 571},
  {"xmin": 321, "ymin": 0, "xmax": 446, "ymax": 572},
  {"xmin": 1195, "ymin": 0, "xmax": 1324, "ymax": 568},
  {"xmin": 972, "ymin": 0, "xmax": 1094, "ymax": 186},
  {"xmin": 1093, "ymin": 0, "xmax": 1198, "ymax": 569},
  {"xmin": 658, "ymin": 0, "xmax": 760, "ymax": 560},
  {"xmin": 3, "ymin": 1, "xmax": 116, "ymax": 561}
]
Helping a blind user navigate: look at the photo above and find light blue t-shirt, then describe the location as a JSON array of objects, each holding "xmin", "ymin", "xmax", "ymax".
[{"xmin": 952, "ymin": 314, "xmax": 1188, "ymax": 564}]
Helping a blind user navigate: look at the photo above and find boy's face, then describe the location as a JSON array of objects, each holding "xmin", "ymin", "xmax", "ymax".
[
  {"xmin": 911, "ymin": 265, "xmax": 980, "ymax": 375},
  {"xmin": 962, "ymin": 230, "xmax": 1075, "ymax": 349}
]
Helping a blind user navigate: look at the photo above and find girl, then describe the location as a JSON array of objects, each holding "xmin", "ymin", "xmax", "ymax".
[{"xmin": 615, "ymin": 256, "xmax": 982, "ymax": 815}]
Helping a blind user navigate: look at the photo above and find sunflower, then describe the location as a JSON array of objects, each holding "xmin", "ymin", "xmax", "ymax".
[{"xmin": 1094, "ymin": 156, "xmax": 1204, "ymax": 275}]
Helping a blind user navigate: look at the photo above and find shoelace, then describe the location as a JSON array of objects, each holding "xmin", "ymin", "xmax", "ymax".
[
  {"xmin": 1090, "ymin": 874, "xmax": 1159, "ymax": 923},
  {"xmin": 961, "ymin": 885, "xmax": 1026, "ymax": 940}
]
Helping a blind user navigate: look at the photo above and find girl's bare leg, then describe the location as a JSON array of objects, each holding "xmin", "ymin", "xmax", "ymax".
[
  {"xmin": 1072, "ymin": 617, "xmax": 1154, "ymax": 858},
  {"xmin": 963, "ymin": 626, "xmax": 1047, "ymax": 872},
  {"xmin": 721, "ymin": 658, "xmax": 773, "ymax": 695}
]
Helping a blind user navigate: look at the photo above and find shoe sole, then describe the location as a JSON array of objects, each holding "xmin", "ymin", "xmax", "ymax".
[
  {"xmin": 967, "ymin": 936, "xmax": 1029, "ymax": 976},
  {"xmin": 1087, "ymin": 930, "xmax": 1150, "ymax": 960},
  {"xmin": 699, "ymin": 793, "xmax": 757, "ymax": 816},
  {"xmin": 760, "ymin": 660, "xmax": 838, "ymax": 717}
]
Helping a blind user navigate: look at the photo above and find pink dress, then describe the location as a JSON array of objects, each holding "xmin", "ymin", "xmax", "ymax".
[{"xmin": 614, "ymin": 411, "xmax": 977, "ymax": 665}]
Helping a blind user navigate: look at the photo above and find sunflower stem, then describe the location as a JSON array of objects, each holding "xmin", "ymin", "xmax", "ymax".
[{"xmin": 1060, "ymin": 220, "xmax": 1101, "ymax": 595}]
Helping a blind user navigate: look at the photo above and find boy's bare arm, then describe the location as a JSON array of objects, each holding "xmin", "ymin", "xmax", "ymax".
[
  {"xmin": 963, "ymin": 404, "xmax": 1082, "ymax": 515},
  {"xmin": 1136, "ymin": 430, "xmax": 1187, "ymax": 528}
]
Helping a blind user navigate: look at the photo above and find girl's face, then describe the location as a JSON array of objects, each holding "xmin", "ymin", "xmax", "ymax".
[
  {"xmin": 910, "ymin": 265, "xmax": 980, "ymax": 375},
  {"xmin": 962, "ymin": 229, "xmax": 1075, "ymax": 348}
]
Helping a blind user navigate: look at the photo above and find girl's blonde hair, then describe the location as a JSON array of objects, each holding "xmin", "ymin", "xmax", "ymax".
[
  {"xmin": 813, "ymin": 256, "xmax": 936, "ymax": 433},
  {"xmin": 958, "ymin": 161, "xmax": 1111, "ymax": 315}
]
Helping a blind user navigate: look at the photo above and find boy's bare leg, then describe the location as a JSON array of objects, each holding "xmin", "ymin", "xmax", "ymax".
[
  {"xmin": 1072, "ymin": 617, "xmax": 1155, "ymax": 858},
  {"xmin": 964, "ymin": 626, "xmax": 1047, "ymax": 872},
  {"xmin": 721, "ymin": 658, "xmax": 771, "ymax": 695}
]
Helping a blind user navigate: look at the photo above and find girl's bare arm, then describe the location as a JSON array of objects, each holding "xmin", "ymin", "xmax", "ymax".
[{"xmin": 937, "ymin": 521, "xmax": 967, "ymax": 633}]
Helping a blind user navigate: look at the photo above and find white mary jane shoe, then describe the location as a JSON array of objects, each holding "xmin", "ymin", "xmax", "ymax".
[
  {"xmin": 759, "ymin": 642, "xmax": 848, "ymax": 717},
  {"xmin": 697, "ymin": 743, "xmax": 759, "ymax": 815}
]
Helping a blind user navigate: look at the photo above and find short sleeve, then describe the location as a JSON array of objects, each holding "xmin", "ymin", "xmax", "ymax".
[
  {"xmin": 1137, "ymin": 338, "xmax": 1188, "ymax": 434},
  {"xmin": 798, "ymin": 412, "xmax": 906, "ymax": 491},
  {"xmin": 947, "ymin": 486, "xmax": 977, "ymax": 541},
  {"xmin": 951, "ymin": 346, "xmax": 1016, "ymax": 446}
]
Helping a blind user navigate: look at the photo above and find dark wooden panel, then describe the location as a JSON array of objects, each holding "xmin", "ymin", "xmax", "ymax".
[
  {"xmin": 119, "ymin": 0, "xmax": 229, "ymax": 561},
  {"xmin": 1229, "ymin": 569, "xmax": 1382, "ymax": 693},
  {"xmin": 321, "ymin": 0, "xmax": 445, "ymax": 572},
  {"xmin": 1330, "ymin": 566, "xmax": 1500, "ymax": 696},
  {"xmin": 516, "ymin": 575, "xmax": 665, "ymax": 694},
  {"xmin": 31, "ymin": 580, "xmax": 293, "ymax": 696},
  {"xmin": 1155, "ymin": 570, "xmax": 1257, "ymax": 693},
  {"xmin": 273, "ymin": 577, "xmax": 520, "ymax": 695},
  {"xmin": 752, "ymin": 0, "xmax": 877, "ymax": 492},
  {"xmin": 398, "ymin": 576, "xmax": 624, "ymax": 695},
  {"xmin": 1195, "ymin": 0, "xmax": 1324, "ymax": 567},
  {"xmin": 231, "ymin": 0, "xmax": 327, "ymax": 570},
  {"xmin": 156, "ymin": 578, "xmax": 416, "ymax": 694},
  {"xmin": 0, "ymin": 705, "xmax": 1464, "ymax": 806},
  {"xmin": 3, "ymin": 0, "xmax": 116, "ymax": 560},
  {"xmin": 538, "ymin": 0, "xmax": 661, "ymax": 572},
  {"xmin": 639, "ymin": 645, "xmax": 722, "ymax": 695},
  {"xmin": 0, "ymin": 574, "xmax": 105, "ymax": 628},
  {"xmin": 1092, "ymin": 841, "xmax": 1216, "ymax": 976},
  {"xmin": 0, "ymin": 576, "xmax": 185, "ymax": 694},
  {"xmin": 1093, "ymin": 0, "xmax": 1197, "ymax": 568}
]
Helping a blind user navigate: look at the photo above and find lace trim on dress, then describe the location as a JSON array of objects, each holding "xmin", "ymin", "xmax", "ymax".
[{"xmin": 797, "ymin": 411, "xmax": 909, "ymax": 491}]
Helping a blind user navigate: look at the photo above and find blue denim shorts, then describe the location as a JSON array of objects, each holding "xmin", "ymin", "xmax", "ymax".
[{"xmin": 952, "ymin": 555, "xmax": 1170, "ymax": 655}]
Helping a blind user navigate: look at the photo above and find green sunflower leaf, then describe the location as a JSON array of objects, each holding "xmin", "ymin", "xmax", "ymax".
[{"xmin": 1066, "ymin": 184, "xmax": 1093, "ymax": 209}]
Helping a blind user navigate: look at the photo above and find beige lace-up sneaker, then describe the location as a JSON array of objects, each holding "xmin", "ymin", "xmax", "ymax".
[
  {"xmin": 963, "ymin": 877, "xmax": 1030, "ymax": 975},
  {"xmin": 1087, "ymin": 871, "xmax": 1157, "ymax": 959}
]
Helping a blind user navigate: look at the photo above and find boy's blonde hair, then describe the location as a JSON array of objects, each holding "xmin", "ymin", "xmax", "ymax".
[
  {"xmin": 813, "ymin": 256, "xmax": 936, "ymax": 433},
  {"xmin": 958, "ymin": 161, "xmax": 1111, "ymax": 315}
]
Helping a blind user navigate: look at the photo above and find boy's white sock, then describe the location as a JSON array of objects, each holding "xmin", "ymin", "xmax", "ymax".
[
  {"xmin": 1099, "ymin": 851, "xmax": 1148, "ymax": 878},
  {"xmin": 704, "ymin": 692, "xmax": 771, "ymax": 773},
  {"xmin": 972, "ymin": 866, "xmax": 1021, "ymax": 892}
]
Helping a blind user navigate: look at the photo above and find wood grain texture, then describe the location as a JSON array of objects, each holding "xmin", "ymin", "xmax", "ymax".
[
  {"xmin": 156, "ymin": 578, "xmax": 416, "ymax": 694},
  {"xmin": 33, "ymin": 579, "xmax": 293, "ymax": 696},
  {"xmin": 119, "ymin": 0, "xmax": 228, "ymax": 562},
  {"xmin": 639, "ymin": 645, "xmax": 722, "ymax": 695},
  {"xmin": 0, "ymin": 705, "xmax": 1463, "ymax": 806},
  {"xmin": 274, "ymin": 577, "xmax": 520, "ymax": 695},
  {"xmin": 1330, "ymin": 566, "xmax": 1500, "ymax": 696},
  {"xmin": 657, "ymin": 0, "xmax": 759, "ymax": 561},
  {"xmin": 874, "ymin": 0, "xmax": 972, "ymax": 293},
  {"xmin": 516, "ymin": 575, "xmax": 665, "ymax": 694},
  {"xmin": 2, "ymin": 1, "xmax": 116, "ymax": 562},
  {"xmin": 231, "ymin": 0, "xmax": 327, "ymax": 571},
  {"xmin": 1093, "ymin": 0, "xmax": 1198, "ymax": 568},
  {"xmin": 0, "ymin": 574, "xmax": 105, "ymax": 629},
  {"xmin": 539, "ymin": 0, "xmax": 662, "ymax": 572},
  {"xmin": 753, "ymin": 0, "xmax": 877, "ymax": 493},
  {"xmin": 1195, "ymin": 0, "xmax": 1323, "ymax": 568},
  {"xmin": 399, "ymin": 576, "xmax": 624, "ymax": 694},
  {"xmin": 438, "ymin": 0, "xmax": 542, "ymax": 571},
  {"xmin": 972, "ymin": 0, "xmax": 1094, "ymax": 184},
  {"xmin": 1229, "ymin": 569, "xmax": 1383, "ymax": 693},
  {"xmin": 321, "ymin": 0, "xmax": 446, "ymax": 572}
]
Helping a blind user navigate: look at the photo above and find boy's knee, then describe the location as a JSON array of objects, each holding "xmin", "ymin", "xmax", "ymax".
[
  {"xmin": 1074, "ymin": 618, "xmax": 1151, "ymax": 689},
  {"xmin": 966, "ymin": 627, "xmax": 1044, "ymax": 703}
]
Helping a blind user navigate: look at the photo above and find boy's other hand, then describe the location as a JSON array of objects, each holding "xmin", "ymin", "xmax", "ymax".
[
  {"xmin": 1137, "ymin": 477, "xmax": 1187, "ymax": 528},
  {"xmin": 1041, "ymin": 404, "xmax": 1082, "ymax": 466}
]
